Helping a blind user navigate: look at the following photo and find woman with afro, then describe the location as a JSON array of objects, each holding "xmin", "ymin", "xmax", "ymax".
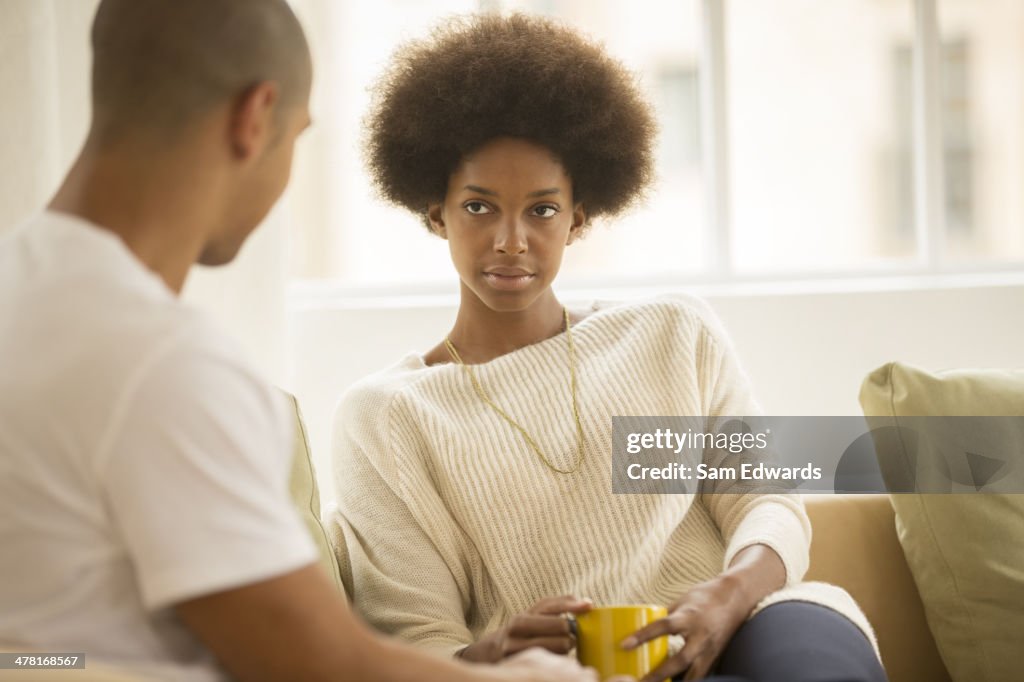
[{"xmin": 329, "ymin": 13, "xmax": 885, "ymax": 682}]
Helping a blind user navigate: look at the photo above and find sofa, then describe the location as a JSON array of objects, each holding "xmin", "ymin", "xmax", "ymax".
[
  {"xmin": 7, "ymin": 366, "xmax": 1017, "ymax": 681},
  {"xmin": 804, "ymin": 494, "xmax": 950, "ymax": 682},
  {"xmin": 314, "ymin": 491, "xmax": 956, "ymax": 682},
  {"xmin": 0, "ymin": 492, "xmax": 947, "ymax": 682},
  {"xmin": 310, "ymin": 361, "xmax": 1024, "ymax": 682},
  {"xmin": 297, "ymin": 398, "xmax": 958, "ymax": 681}
]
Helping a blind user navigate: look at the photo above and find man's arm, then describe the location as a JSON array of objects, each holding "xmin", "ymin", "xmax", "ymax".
[
  {"xmin": 176, "ymin": 563, "xmax": 600, "ymax": 682},
  {"xmin": 176, "ymin": 564, "xmax": 370, "ymax": 682}
]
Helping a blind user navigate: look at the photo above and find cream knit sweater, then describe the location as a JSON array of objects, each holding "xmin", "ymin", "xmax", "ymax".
[{"xmin": 329, "ymin": 295, "xmax": 877, "ymax": 657}]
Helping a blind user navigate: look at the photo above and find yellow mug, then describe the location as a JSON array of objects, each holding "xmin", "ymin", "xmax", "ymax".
[{"xmin": 575, "ymin": 604, "xmax": 669, "ymax": 681}]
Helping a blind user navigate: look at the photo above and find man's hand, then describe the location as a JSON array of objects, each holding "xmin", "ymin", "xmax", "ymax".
[
  {"xmin": 460, "ymin": 596, "xmax": 593, "ymax": 663},
  {"xmin": 499, "ymin": 648, "xmax": 634, "ymax": 682},
  {"xmin": 176, "ymin": 567, "xmax": 617, "ymax": 682}
]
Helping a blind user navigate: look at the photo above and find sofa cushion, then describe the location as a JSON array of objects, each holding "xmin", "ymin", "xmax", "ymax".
[
  {"xmin": 859, "ymin": 362, "xmax": 1024, "ymax": 682},
  {"xmin": 283, "ymin": 391, "xmax": 346, "ymax": 597}
]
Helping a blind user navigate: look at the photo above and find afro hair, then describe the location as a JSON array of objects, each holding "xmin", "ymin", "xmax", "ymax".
[{"xmin": 364, "ymin": 13, "xmax": 657, "ymax": 232}]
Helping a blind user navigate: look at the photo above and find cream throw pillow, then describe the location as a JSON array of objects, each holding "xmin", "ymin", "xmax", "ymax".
[{"xmin": 859, "ymin": 363, "xmax": 1024, "ymax": 682}]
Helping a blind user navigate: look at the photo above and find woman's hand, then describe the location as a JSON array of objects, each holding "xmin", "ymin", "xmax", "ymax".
[
  {"xmin": 460, "ymin": 596, "xmax": 593, "ymax": 664},
  {"xmin": 624, "ymin": 543, "xmax": 788, "ymax": 681},
  {"xmin": 621, "ymin": 574, "xmax": 751, "ymax": 682}
]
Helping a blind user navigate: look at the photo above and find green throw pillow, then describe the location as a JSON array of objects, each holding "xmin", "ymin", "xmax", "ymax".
[{"xmin": 859, "ymin": 362, "xmax": 1024, "ymax": 682}]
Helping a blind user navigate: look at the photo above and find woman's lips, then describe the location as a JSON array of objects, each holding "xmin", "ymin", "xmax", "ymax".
[{"xmin": 483, "ymin": 271, "xmax": 535, "ymax": 290}]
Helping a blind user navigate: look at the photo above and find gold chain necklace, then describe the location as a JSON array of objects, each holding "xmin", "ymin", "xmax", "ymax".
[{"xmin": 444, "ymin": 308, "xmax": 585, "ymax": 474}]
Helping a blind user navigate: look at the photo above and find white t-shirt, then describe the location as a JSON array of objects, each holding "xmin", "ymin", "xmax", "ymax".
[{"xmin": 0, "ymin": 211, "xmax": 318, "ymax": 681}]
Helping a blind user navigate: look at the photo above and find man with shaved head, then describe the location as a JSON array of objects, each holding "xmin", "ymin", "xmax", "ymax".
[{"xmin": 0, "ymin": 2, "xmax": 603, "ymax": 681}]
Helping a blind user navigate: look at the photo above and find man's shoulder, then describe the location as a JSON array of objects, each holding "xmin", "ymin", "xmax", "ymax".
[
  {"xmin": 49, "ymin": 287, "xmax": 243, "ymax": 396},
  {"xmin": 118, "ymin": 310, "xmax": 274, "ymax": 427},
  {"xmin": 1, "ymin": 209, "xmax": 201, "ymax": 357},
  {"xmin": 91, "ymin": 313, "xmax": 290, "ymax": 477},
  {"xmin": 0, "ymin": 209, "xmax": 269, "ymax": 456}
]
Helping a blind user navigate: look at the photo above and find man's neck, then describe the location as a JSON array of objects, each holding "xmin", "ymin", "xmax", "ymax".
[{"xmin": 48, "ymin": 137, "xmax": 222, "ymax": 295}]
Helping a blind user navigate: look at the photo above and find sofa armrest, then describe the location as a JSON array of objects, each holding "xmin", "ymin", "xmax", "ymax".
[{"xmin": 804, "ymin": 494, "xmax": 949, "ymax": 682}]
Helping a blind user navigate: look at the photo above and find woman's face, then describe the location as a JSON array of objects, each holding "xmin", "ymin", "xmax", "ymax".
[{"xmin": 428, "ymin": 137, "xmax": 585, "ymax": 313}]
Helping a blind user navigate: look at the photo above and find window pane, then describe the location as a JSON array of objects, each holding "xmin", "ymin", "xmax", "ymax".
[
  {"xmin": 289, "ymin": 0, "xmax": 480, "ymax": 285},
  {"xmin": 506, "ymin": 0, "xmax": 706, "ymax": 283},
  {"xmin": 939, "ymin": 0, "xmax": 1024, "ymax": 264},
  {"xmin": 726, "ymin": 0, "xmax": 914, "ymax": 274}
]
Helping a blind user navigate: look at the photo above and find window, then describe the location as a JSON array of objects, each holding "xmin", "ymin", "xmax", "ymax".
[
  {"xmin": 287, "ymin": 0, "xmax": 1024, "ymax": 287},
  {"xmin": 726, "ymin": 0, "xmax": 914, "ymax": 273},
  {"xmin": 505, "ymin": 0, "xmax": 706, "ymax": 283}
]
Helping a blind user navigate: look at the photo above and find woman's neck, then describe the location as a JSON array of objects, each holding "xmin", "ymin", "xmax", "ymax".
[{"xmin": 446, "ymin": 286, "xmax": 566, "ymax": 364}]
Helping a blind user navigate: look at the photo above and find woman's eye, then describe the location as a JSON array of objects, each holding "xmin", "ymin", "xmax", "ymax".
[
  {"xmin": 464, "ymin": 201, "xmax": 491, "ymax": 215},
  {"xmin": 533, "ymin": 205, "xmax": 559, "ymax": 218}
]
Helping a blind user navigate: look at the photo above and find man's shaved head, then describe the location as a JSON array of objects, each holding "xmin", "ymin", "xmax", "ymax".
[{"xmin": 90, "ymin": 0, "xmax": 311, "ymax": 144}]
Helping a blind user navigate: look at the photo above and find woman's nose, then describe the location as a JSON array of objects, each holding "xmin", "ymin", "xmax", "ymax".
[{"xmin": 494, "ymin": 216, "xmax": 528, "ymax": 255}]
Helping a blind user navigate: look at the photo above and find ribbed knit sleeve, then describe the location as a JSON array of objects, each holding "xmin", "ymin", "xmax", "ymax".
[
  {"xmin": 686, "ymin": 300, "xmax": 812, "ymax": 586},
  {"xmin": 330, "ymin": 379, "xmax": 474, "ymax": 657}
]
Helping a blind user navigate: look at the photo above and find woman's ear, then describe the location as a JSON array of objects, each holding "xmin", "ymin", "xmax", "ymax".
[
  {"xmin": 566, "ymin": 203, "xmax": 587, "ymax": 245},
  {"xmin": 427, "ymin": 203, "xmax": 447, "ymax": 239}
]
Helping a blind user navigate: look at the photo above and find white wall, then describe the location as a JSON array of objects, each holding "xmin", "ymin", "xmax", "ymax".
[
  {"xmin": 287, "ymin": 275, "xmax": 1024, "ymax": 501},
  {"xmin": 0, "ymin": 0, "xmax": 98, "ymax": 233},
  {"xmin": 0, "ymin": 0, "xmax": 290, "ymax": 383}
]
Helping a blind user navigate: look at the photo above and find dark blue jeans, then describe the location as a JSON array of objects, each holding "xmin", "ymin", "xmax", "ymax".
[{"xmin": 675, "ymin": 601, "xmax": 888, "ymax": 682}]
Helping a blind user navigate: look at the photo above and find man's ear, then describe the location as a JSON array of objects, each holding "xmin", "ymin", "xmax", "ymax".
[
  {"xmin": 427, "ymin": 203, "xmax": 447, "ymax": 239},
  {"xmin": 229, "ymin": 81, "xmax": 280, "ymax": 161},
  {"xmin": 566, "ymin": 203, "xmax": 587, "ymax": 244}
]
